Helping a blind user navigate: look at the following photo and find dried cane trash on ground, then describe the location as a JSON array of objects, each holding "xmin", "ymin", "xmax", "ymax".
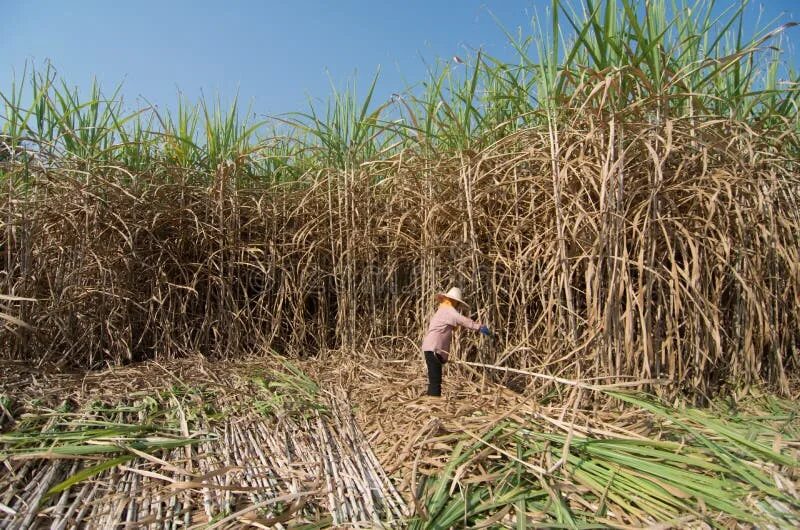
[
  {"xmin": 305, "ymin": 353, "xmax": 800, "ymax": 529},
  {"xmin": 303, "ymin": 355, "xmax": 533, "ymax": 487}
]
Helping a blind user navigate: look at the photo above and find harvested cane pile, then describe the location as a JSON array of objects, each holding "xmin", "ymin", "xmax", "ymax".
[
  {"xmin": 3, "ymin": 354, "xmax": 799, "ymax": 528},
  {"xmin": 2, "ymin": 116, "xmax": 799, "ymax": 398},
  {"xmin": 0, "ymin": 357, "xmax": 407, "ymax": 528}
]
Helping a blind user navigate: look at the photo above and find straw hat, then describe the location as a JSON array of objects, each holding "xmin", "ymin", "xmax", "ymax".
[{"xmin": 435, "ymin": 287, "xmax": 469, "ymax": 309}]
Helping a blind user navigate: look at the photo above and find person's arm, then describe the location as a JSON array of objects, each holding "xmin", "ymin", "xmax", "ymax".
[
  {"xmin": 453, "ymin": 311, "xmax": 481, "ymax": 331},
  {"xmin": 451, "ymin": 309, "xmax": 491, "ymax": 336}
]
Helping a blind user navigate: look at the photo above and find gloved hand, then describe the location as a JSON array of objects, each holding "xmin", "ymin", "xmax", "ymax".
[{"xmin": 479, "ymin": 325, "xmax": 491, "ymax": 336}]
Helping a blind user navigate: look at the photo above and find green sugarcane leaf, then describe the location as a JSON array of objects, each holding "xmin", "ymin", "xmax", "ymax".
[{"xmin": 44, "ymin": 454, "xmax": 134, "ymax": 500}]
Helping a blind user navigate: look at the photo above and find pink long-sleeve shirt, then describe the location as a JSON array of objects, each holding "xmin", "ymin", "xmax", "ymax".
[{"xmin": 421, "ymin": 305, "xmax": 481, "ymax": 360}]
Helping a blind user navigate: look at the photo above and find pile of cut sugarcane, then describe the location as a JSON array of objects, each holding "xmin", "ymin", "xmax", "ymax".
[
  {"xmin": 0, "ymin": 357, "xmax": 406, "ymax": 529},
  {"xmin": 3, "ymin": 354, "xmax": 799, "ymax": 528}
]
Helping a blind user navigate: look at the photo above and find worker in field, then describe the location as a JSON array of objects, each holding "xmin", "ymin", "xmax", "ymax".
[{"xmin": 421, "ymin": 287, "xmax": 490, "ymax": 396}]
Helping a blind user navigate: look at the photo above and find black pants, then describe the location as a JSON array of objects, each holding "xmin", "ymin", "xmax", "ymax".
[{"xmin": 424, "ymin": 351, "xmax": 443, "ymax": 396}]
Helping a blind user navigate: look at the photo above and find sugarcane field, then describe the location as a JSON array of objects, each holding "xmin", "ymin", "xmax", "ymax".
[{"xmin": 2, "ymin": 0, "xmax": 800, "ymax": 528}]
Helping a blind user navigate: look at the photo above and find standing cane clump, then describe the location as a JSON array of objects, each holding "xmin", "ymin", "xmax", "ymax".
[{"xmin": 0, "ymin": 0, "xmax": 797, "ymax": 399}]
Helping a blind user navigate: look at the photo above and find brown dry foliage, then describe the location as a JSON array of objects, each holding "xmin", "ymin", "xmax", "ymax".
[{"xmin": 1, "ymin": 116, "xmax": 799, "ymax": 396}]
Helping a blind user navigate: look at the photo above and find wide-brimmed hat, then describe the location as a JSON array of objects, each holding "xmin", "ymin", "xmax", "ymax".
[{"xmin": 435, "ymin": 287, "xmax": 469, "ymax": 309}]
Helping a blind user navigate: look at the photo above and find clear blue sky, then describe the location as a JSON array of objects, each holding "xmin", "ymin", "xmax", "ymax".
[{"xmin": 3, "ymin": 0, "xmax": 799, "ymax": 118}]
